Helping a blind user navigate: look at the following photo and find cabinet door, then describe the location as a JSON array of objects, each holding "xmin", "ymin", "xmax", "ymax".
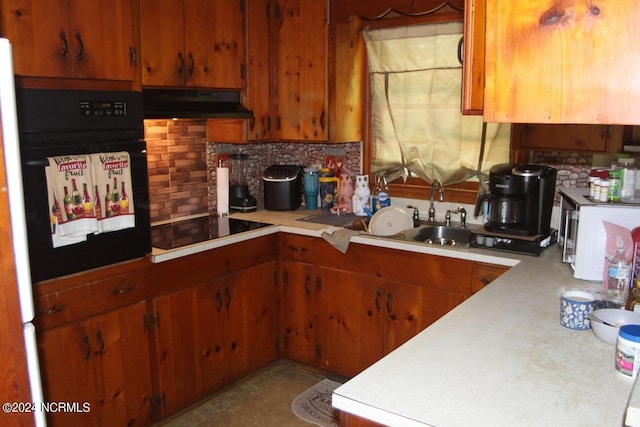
[
  {"xmin": 140, "ymin": 0, "xmax": 186, "ymax": 87},
  {"xmin": 281, "ymin": 260, "xmax": 315, "ymax": 365},
  {"xmin": 382, "ymin": 281, "xmax": 428, "ymax": 355},
  {"xmin": 317, "ymin": 267, "xmax": 384, "ymax": 378},
  {"xmin": 184, "ymin": 0, "xmax": 245, "ymax": 89},
  {"xmin": 518, "ymin": 124, "xmax": 622, "ymax": 152},
  {"xmin": 0, "ymin": 0, "xmax": 72, "ymax": 78},
  {"xmin": 225, "ymin": 262, "xmax": 279, "ymax": 381},
  {"xmin": 461, "ymin": 0, "xmax": 485, "ymax": 115},
  {"xmin": 246, "ymin": 0, "xmax": 273, "ymax": 140},
  {"xmin": 151, "ymin": 281, "xmax": 226, "ymax": 417},
  {"xmin": 38, "ymin": 302, "xmax": 151, "ymax": 427},
  {"xmin": 484, "ymin": 0, "xmax": 640, "ymax": 124},
  {"xmin": 68, "ymin": 0, "xmax": 135, "ymax": 80},
  {"xmin": 274, "ymin": 0, "xmax": 328, "ymax": 141},
  {"xmin": 471, "ymin": 262, "xmax": 508, "ymax": 294}
]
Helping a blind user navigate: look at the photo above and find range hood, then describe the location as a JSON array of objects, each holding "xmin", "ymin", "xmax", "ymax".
[{"xmin": 142, "ymin": 89, "xmax": 252, "ymax": 119}]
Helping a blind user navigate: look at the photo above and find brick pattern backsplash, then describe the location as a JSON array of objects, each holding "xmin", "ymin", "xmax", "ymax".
[
  {"xmin": 532, "ymin": 151, "xmax": 593, "ymax": 204},
  {"xmin": 145, "ymin": 119, "xmax": 362, "ymax": 222},
  {"xmin": 145, "ymin": 119, "xmax": 602, "ymax": 220},
  {"xmin": 145, "ymin": 120, "xmax": 209, "ymax": 223}
]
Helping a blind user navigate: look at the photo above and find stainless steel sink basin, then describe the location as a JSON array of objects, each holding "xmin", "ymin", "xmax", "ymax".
[{"xmin": 412, "ymin": 225, "xmax": 475, "ymax": 247}]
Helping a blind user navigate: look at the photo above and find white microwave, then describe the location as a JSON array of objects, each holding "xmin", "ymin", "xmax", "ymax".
[{"xmin": 558, "ymin": 187, "xmax": 640, "ymax": 282}]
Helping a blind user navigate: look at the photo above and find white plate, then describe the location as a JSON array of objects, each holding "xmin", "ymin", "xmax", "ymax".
[{"xmin": 368, "ymin": 207, "xmax": 413, "ymax": 236}]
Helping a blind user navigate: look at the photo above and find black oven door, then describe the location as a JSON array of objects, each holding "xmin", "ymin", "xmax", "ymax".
[{"xmin": 21, "ymin": 140, "xmax": 151, "ymax": 283}]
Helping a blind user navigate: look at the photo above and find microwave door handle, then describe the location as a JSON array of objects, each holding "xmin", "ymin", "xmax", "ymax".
[{"xmin": 563, "ymin": 210, "xmax": 579, "ymax": 264}]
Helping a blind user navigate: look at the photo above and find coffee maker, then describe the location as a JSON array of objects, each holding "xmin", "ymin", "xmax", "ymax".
[
  {"xmin": 476, "ymin": 163, "xmax": 557, "ymax": 236},
  {"xmin": 229, "ymin": 153, "xmax": 257, "ymax": 212}
]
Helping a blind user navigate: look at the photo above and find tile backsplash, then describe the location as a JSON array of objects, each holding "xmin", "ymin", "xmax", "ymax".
[
  {"xmin": 145, "ymin": 119, "xmax": 362, "ymax": 223},
  {"xmin": 145, "ymin": 120, "xmax": 602, "ymax": 223}
]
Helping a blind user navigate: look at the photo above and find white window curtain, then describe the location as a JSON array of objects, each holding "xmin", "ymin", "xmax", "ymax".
[{"xmin": 364, "ymin": 22, "xmax": 510, "ymax": 186}]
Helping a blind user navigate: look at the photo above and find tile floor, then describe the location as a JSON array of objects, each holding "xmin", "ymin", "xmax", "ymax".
[{"xmin": 154, "ymin": 359, "xmax": 332, "ymax": 427}]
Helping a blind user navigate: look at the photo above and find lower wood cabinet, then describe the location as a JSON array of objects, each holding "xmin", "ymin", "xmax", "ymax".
[
  {"xmin": 148, "ymin": 260, "xmax": 279, "ymax": 418},
  {"xmin": 33, "ymin": 233, "xmax": 509, "ymax": 425},
  {"xmin": 280, "ymin": 234, "xmax": 316, "ymax": 366},
  {"xmin": 314, "ymin": 240, "xmax": 506, "ymax": 378},
  {"xmin": 38, "ymin": 301, "xmax": 151, "ymax": 427},
  {"xmin": 35, "ymin": 259, "xmax": 151, "ymax": 427}
]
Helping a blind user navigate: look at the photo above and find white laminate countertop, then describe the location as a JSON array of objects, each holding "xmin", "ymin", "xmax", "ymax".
[
  {"xmin": 150, "ymin": 207, "xmax": 637, "ymax": 426},
  {"xmin": 331, "ymin": 246, "xmax": 635, "ymax": 426}
]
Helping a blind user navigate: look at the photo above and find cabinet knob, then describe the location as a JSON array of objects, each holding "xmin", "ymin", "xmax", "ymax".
[{"xmin": 111, "ymin": 284, "xmax": 137, "ymax": 296}]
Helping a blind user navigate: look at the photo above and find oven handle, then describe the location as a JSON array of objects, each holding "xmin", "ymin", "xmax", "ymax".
[{"xmin": 23, "ymin": 159, "xmax": 50, "ymax": 168}]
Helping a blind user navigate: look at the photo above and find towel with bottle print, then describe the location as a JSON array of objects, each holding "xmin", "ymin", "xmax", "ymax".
[
  {"xmin": 45, "ymin": 154, "xmax": 99, "ymax": 247},
  {"xmin": 45, "ymin": 152, "xmax": 135, "ymax": 248},
  {"xmin": 90, "ymin": 152, "xmax": 135, "ymax": 233}
]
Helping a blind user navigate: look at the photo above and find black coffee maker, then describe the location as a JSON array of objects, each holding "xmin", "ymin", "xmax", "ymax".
[{"xmin": 475, "ymin": 163, "xmax": 557, "ymax": 236}]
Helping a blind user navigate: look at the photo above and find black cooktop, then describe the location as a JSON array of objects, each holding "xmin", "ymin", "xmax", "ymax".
[{"xmin": 151, "ymin": 215, "xmax": 272, "ymax": 250}]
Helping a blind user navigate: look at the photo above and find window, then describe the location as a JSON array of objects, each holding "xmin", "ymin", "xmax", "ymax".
[{"xmin": 363, "ymin": 22, "xmax": 510, "ymax": 202}]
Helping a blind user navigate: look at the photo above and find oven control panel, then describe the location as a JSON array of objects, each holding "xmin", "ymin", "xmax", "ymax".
[{"xmin": 80, "ymin": 100, "xmax": 127, "ymax": 117}]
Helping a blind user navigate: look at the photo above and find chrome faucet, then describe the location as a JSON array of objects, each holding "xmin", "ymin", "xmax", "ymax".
[
  {"xmin": 445, "ymin": 207, "xmax": 467, "ymax": 228},
  {"xmin": 428, "ymin": 180, "xmax": 444, "ymax": 222}
]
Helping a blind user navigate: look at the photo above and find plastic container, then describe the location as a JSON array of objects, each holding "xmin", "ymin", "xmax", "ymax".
[
  {"xmin": 371, "ymin": 174, "xmax": 390, "ymax": 213},
  {"xmin": 632, "ymin": 226, "xmax": 640, "ymax": 287},
  {"xmin": 619, "ymin": 158, "xmax": 638, "ymax": 202},
  {"xmin": 599, "ymin": 180, "xmax": 610, "ymax": 202},
  {"xmin": 608, "ymin": 172, "xmax": 622, "ymax": 202},
  {"xmin": 616, "ymin": 325, "xmax": 640, "ymax": 378},
  {"xmin": 607, "ymin": 247, "xmax": 631, "ymax": 306}
]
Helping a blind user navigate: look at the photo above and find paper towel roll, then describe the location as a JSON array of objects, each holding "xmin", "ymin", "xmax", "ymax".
[{"xmin": 216, "ymin": 167, "xmax": 229, "ymax": 216}]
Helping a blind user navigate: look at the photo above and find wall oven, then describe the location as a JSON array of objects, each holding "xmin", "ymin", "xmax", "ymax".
[{"xmin": 17, "ymin": 88, "xmax": 151, "ymax": 283}]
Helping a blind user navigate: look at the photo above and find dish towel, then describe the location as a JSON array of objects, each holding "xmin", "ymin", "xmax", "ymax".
[
  {"xmin": 321, "ymin": 226, "xmax": 362, "ymax": 254},
  {"xmin": 90, "ymin": 152, "xmax": 135, "ymax": 233},
  {"xmin": 45, "ymin": 155, "xmax": 99, "ymax": 248}
]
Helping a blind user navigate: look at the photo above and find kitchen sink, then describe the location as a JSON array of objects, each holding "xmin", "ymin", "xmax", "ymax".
[{"xmin": 412, "ymin": 224, "xmax": 475, "ymax": 247}]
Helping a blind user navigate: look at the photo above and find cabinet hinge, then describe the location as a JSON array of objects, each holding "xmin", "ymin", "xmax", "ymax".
[
  {"xmin": 150, "ymin": 392, "xmax": 165, "ymax": 410},
  {"xmin": 267, "ymin": 117, "xmax": 272, "ymax": 131},
  {"xmin": 129, "ymin": 46, "xmax": 137, "ymax": 67},
  {"xmin": 239, "ymin": 0, "xmax": 245, "ymax": 13},
  {"xmin": 316, "ymin": 275, "xmax": 321, "ymax": 292},
  {"xmin": 275, "ymin": 336, "xmax": 280, "ymax": 352},
  {"xmin": 240, "ymin": 63, "xmax": 246, "ymax": 80},
  {"xmin": 276, "ymin": 116, "xmax": 281, "ymax": 131},
  {"xmin": 144, "ymin": 312, "xmax": 160, "ymax": 331},
  {"xmin": 315, "ymin": 343, "xmax": 321, "ymax": 360},
  {"xmin": 282, "ymin": 269, "xmax": 289, "ymax": 286}
]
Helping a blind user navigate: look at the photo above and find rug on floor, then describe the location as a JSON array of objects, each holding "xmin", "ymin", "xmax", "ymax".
[{"xmin": 292, "ymin": 378, "xmax": 342, "ymax": 427}]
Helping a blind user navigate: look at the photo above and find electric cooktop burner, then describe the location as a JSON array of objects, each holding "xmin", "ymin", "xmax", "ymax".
[{"xmin": 151, "ymin": 215, "xmax": 272, "ymax": 250}]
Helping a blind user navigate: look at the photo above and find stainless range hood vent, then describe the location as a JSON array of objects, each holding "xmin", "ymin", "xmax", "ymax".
[{"xmin": 142, "ymin": 89, "xmax": 252, "ymax": 119}]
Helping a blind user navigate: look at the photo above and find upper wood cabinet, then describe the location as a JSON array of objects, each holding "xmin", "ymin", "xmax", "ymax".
[
  {"xmin": 139, "ymin": 0, "xmax": 245, "ymax": 89},
  {"xmin": 464, "ymin": 0, "xmax": 640, "ymax": 124},
  {"xmin": 511, "ymin": 123, "xmax": 624, "ymax": 161},
  {"xmin": 246, "ymin": 0, "xmax": 328, "ymax": 141},
  {"xmin": 0, "ymin": 0, "xmax": 136, "ymax": 81}
]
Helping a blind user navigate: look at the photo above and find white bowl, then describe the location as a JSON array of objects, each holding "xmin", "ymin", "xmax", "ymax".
[{"xmin": 590, "ymin": 309, "xmax": 640, "ymax": 345}]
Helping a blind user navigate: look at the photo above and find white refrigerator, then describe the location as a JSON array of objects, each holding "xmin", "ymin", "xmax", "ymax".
[{"xmin": 0, "ymin": 38, "xmax": 46, "ymax": 427}]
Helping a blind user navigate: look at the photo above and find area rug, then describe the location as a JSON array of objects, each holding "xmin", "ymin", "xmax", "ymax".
[{"xmin": 292, "ymin": 378, "xmax": 342, "ymax": 427}]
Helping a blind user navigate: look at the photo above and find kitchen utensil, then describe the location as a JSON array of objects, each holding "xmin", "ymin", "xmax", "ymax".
[
  {"xmin": 368, "ymin": 207, "xmax": 413, "ymax": 236},
  {"xmin": 590, "ymin": 308, "xmax": 640, "ymax": 345}
]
